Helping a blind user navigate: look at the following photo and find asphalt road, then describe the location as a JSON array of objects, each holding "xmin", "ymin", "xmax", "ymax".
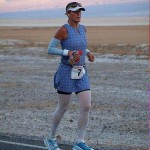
[{"xmin": 0, "ymin": 134, "xmax": 72, "ymax": 150}]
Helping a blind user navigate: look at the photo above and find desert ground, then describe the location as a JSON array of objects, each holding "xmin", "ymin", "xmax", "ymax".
[{"xmin": 0, "ymin": 25, "xmax": 149, "ymax": 150}]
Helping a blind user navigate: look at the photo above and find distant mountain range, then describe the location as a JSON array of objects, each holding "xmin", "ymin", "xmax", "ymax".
[{"xmin": 0, "ymin": 1, "xmax": 148, "ymax": 19}]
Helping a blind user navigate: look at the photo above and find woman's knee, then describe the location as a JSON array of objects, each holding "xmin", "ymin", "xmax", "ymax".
[{"xmin": 81, "ymin": 104, "xmax": 91, "ymax": 112}]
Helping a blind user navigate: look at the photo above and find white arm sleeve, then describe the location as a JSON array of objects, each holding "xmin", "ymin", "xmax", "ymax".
[{"xmin": 47, "ymin": 37, "xmax": 69, "ymax": 56}]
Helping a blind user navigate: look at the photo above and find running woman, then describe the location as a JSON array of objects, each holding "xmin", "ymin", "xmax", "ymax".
[{"xmin": 44, "ymin": 2, "xmax": 95, "ymax": 150}]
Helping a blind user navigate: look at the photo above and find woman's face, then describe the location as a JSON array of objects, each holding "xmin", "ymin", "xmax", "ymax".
[{"xmin": 68, "ymin": 9, "xmax": 82, "ymax": 23}]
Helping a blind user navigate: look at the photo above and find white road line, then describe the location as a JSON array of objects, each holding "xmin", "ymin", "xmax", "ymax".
[{"xmin": 0, "ymin": 139, "xmax": 47, "ymax": 149}]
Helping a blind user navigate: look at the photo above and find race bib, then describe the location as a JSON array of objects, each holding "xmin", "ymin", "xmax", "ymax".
[{"xmin": 71, "ymin": 66, "xmax": 85, "ymax": 79}]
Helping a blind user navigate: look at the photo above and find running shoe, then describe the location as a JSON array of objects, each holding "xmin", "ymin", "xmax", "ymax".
[
  {"xmin": 44, "ymin": 138, "xmax": 60, "ymax": 150},
  {"xmin": 73, "ymin": 141, "xmax": 94, "ymax": 150}
]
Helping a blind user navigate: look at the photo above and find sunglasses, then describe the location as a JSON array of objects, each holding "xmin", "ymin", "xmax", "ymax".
[{"xmin": 66, "ymin": 2, "xmax": 82, "ymax": 11}]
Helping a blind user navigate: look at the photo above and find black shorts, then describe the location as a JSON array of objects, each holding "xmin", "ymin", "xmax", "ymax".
[{"xmin": 57, "ymin": 89, "xmax": 90, "ymax": 95}]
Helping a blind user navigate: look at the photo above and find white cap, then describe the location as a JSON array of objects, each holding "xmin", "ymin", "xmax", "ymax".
[{"xmin": 67, "ymin": 5, "xmax": 85, "ymax": 12}]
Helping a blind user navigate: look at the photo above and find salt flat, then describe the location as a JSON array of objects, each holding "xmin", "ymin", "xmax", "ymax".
[
  {"xmin": 0, "ymin": 17, "xmax": 148, "ymax": 27},
  {"xmin": 0, "ymin": 38, "xmax": 149, "ymax": 149}
]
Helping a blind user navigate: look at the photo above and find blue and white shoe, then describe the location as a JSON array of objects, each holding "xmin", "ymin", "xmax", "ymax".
[
  {"xmin": 73, "ymin": 142, "xmax": 94, "ymax": 150},
  {"xmin": 44, "ymin": 138, "xmax": 60, "ymax": 150}
]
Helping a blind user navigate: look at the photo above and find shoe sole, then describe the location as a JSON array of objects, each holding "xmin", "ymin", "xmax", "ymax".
[
  {"xmin": 72, "ymin": 146, "xmax": 82, "ymax": 150},
  {"xmin": 73, "ymin": 146, "xmax": 94, "ymax": 150}
]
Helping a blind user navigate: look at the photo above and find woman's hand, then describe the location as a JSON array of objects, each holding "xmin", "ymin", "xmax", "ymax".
[
  {"xmin": 68, "ymin": 50, "xmax": 73, "ymax": 57},
  {"xmin": 87, "ymin": 52, "xmax": 95, "ymax": 62},
  {"xmin": 68, "ymin": 50, "xmax": 82, "ymax": 65}
]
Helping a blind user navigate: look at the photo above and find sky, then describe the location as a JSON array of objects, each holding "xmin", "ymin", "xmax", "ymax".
[{"xmin": 0, "ymin": 0, "xmax": 147, "ymax": 13}]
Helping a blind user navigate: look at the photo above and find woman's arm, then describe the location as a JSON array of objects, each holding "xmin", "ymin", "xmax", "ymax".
[{"xmin": 47, "ymin": 26, "xmax": 71, "ymax": 56}]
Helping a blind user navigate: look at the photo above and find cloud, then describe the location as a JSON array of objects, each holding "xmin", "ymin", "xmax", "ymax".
[
  {"xmin": 0, "ymin": 0, "xmax": 54, "ymax": 12},
  {"xmin": 0, "ymin": 0, "xmax": 146, "ymax": 13},
  {"xmin": 0, "ymin": 0, "xmax": 5, "ymax": 4}
]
